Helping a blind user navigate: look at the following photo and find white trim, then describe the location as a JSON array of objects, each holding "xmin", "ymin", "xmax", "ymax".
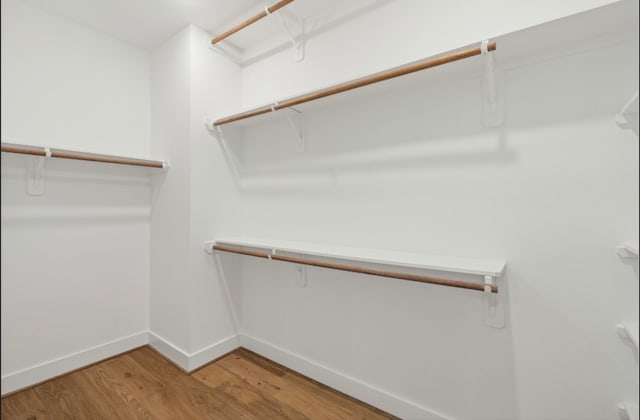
[
  {"xmin": 187, "ymin": 335, "xmax": 239, "ymax": 371},
  {"xmin": 147, "ymin": 331, "xmax": 190, "ymax": 371},
  {"xmin": 237, "ymin": 333, "xmax": 454, "ymax": 420},
  {"xmin": 209, "ymin": 237, "xmax": 506, "ymax": 277},
  {"xmin": 147, "ymin": 331, "xmax": 239, "ymax": 372},
  {"xmin": 1, "ymin": 331, "xmax": 148, "ymax": 396}
]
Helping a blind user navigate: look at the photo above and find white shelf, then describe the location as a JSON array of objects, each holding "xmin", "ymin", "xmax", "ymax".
[
  {"xmin": 617, "ymin": 240, "xmax": 639, "ymax": 258},
  {"xmin": 206, "ymin": 236, "xmax": 506, "ymax": 277},
  {"xmin": 618, "ymin": 322, "xmax": 640, "ymax": 352},
  {"xmin": 619, "ymin": 402, "xmax": 639, "ymax": 420},
  {"xmin": 210, "ymin": 0, "xmax": 638, "ymax": 127}
]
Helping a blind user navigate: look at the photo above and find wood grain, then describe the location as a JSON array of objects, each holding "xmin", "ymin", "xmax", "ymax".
[
  {"xmin": 212, "ymin": 244, "xmax": 497, "ymax": 293},
  {"xmin": 1, "ymin": 143, "xmax": 165, "ymax": 168},
  {"xmin": 210, "ymin": 0, "xmax": 295, "ymax": 45},
  {"xmin": 2, "ymin": 346, "xmax": 396, "ymax": 419},
  {"xmin": 213, "ymin": 41, "xmax": 496, "ymax": 126}
]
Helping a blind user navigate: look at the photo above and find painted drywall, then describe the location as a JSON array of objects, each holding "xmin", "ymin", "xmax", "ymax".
[
  {"xmin": 0, "ymin": 0, "xmax": 150, "ymax": 157},
  {"xmin": 239, "ymin": 0, "xmax": 622, "ymax": 110},
  {"xmin": 187, "ymin": 25, "xmax": 242, "ymax": 354},
  {"xmin": 1, "ymin": 0, "xmax": 152, "ymax": 393},
  {"xmin": 224, "ymin": 1, "xmax": 639, "ymax": 419},
  {"xmin": 149, "ymin": 24, "xmax": 192, "ymax": 356},
  {"xmin": 149, "ymin": 25, "xmax": 241, "ymax": 364}
]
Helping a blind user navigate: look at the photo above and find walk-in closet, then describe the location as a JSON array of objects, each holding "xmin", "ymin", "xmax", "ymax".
[{"xmin": 1, "ymin": 0, "xmax": 638, "ymax": 418}]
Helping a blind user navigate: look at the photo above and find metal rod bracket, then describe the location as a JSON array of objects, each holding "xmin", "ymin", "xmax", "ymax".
[
  {"xmin": 482, "ymin": 40, "xmax": 504, "ymax": 128},
  {"xmin": 484, "ymin": 275, "xmax": 505, "ymax": 328},
  {"xmin": 203, "ymin": 241, "xmax": 216, "ymax": 254},
  {"xmin": 276, "ymin": 9, "xmax": 305, "ymax": 62},
  {"xmin": 283, "ymin": 107, "xmax": 305, "ymax": 151},
  {"xmin": 27, "ymin": 154, "xmax": 46, "ymax": 196},
  {"xmin": 296, "ymin": 264, "xmax": 307, "ymax": 287}
]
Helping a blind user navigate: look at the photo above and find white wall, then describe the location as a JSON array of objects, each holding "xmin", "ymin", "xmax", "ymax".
[
  {"xmin": 221, "ymin": 1, "xmax": 639, "ymax": 419},
  {"xmin": 240, "ymin": 0, "xmax": 622, "ymax": 110},
  {"xmin": 1, "ymin": 0, "xmax": 637, "ymax": 418},
  {"xmin": 1, "ymin": 0, "xmax": 152, "ymax": 393},
  {"xmin": 149, "ymin": 24, "xmax": 193, "ymax": 357},
  {"xmin": 148, "ymin": 25, "xmax": 241, "ymax": 368},
  {"xmin": 0, "ymin": 0, "xmax": 150, "ymax": 157},
  {"xmin": 187, "ymin": 25, "xmax": 242, "ymax": 353}
]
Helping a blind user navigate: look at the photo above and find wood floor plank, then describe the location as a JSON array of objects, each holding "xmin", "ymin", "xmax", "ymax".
[
  {"xmin": 2, "ymin": 346, "xmax": 396, "ymax": 420},
  {"xmin": 194, "ymin": 357, "xmax": 308, "ymax": 419}
]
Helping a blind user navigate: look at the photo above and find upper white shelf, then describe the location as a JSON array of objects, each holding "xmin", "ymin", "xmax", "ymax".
[
  {"xmin": 206, "ymin": 236, "xmax": 506, "ymax": 277},
  {"xmin": 617, "ymin": 240, "xmax": 639, "ymax": 258},
  {"xmin": 210, "ymin": 0, "xmax": 638, "ymax": 126}
]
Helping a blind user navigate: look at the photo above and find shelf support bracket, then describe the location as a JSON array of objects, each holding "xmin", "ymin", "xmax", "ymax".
[
  {"xmin": 484, "ymin": 275, "xmax": 505, "ymax": 328},
  {"xmin": 481, "ymin": 40, "xmax": 504, "ymax": 128},
  {"xmin": 204, "ymin": 117, "xmax": 224, "ymax": 140},
  {"xmin": 296, "ymin": 264, "xmax": 307, "ymax": 287},
  {"xmin": 274, "ymin": 8, "xmax": 305, "ymax": 62},
  {"xmin": 208, "ymin": 40, "xmax": 243, "ymax": 66},
  {"xmin": 26, "ymin": 148, "xmax": 49, "ymax": 196},
  {"xmin": 283, "ymin": 107, "xmax": 305, "ymax": 151}
]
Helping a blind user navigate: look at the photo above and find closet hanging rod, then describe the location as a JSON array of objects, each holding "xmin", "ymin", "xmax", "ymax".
[
  {"xmin": 1, "ymin": 143, "xmax": 167, "ymax": 169},
  {"xmin": 212, "ymin": 244, "xmax": 498, "ymax": 293},
  {"xmin": 211, "ymin": 0, "xmax": 295, "ymax": 45},
  {"xmin": 213, "ymin": 40, "xmax": 496, "ymax": 127}
]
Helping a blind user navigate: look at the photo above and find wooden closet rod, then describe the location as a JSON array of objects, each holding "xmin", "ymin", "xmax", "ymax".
[
  {"xmin": 212, "ymin": 244, "xmax": 498, "ymax": 293},
  {"xmin": 213, "ymin": 40, "xmax": 496, "ymax": 127},
  {"xmin": 1, "ymin": 143, "xmax": 166, "ymax": 169},
  {"xmin": 211, "ymin": 0, "xmax": 295, "ymax": 45}
]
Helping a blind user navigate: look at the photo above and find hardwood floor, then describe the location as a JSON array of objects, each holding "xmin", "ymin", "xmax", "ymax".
[{"xmin": 1, "ymin": 347, "xmax": 396, "ymax": 419}]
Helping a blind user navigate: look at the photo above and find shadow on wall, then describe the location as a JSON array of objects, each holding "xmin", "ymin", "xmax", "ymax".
[
  {"xmin": 0, "ymin": 153, "xmax": 156, "ymax": 226},
  {"xmin": 211, "ymin": 37, "xmax": 636, "ymax": 193},
  {"xmin": 241, "ymin": 0, "xmax": 396, "ymax": 66}
]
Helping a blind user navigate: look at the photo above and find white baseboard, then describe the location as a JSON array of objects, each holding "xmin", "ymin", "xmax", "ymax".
[
  {"xmin": 147, "ymin": 331, "xmax": 238, "ymax": 372},
  {"xmin": 1, "ymin": 331, "xmax": 238, "ymax": 396},
  {"xmin": 146, "ymin": 331, "xmax": 190, "ymax": 371},
  {"xmin": 187, "ymin": 335, "xmax": 239, "ymax": 372},
  {"xmin": 237, "ymin": 333, "xmax": 453, "ymax": 420},
  {"xmin": 1, "ymin": 331, "xmax": 148, "ymax": 396}
]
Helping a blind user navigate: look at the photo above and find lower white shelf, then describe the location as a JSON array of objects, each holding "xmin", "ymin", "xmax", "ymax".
[{"xmin": 205, "ymin": 236, "xmax": 507, "ymax": 328}]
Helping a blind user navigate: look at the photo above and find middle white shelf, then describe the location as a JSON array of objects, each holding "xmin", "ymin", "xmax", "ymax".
[
  {"xmin": 205, "ymin": 236, "xmax": 506, "ymax": 278},
  {"xmin": 205, "ymin": 237, "xmax": 507, "ymax": 327}
]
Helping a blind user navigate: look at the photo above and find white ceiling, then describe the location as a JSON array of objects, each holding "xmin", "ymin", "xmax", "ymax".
[
  {"xmin": 17, "ymin": 0, "xmax": 367, "ymax": 51},
  {"xmin": 19, "ymin": 0, "xmax": 263, "ymax": 50}
]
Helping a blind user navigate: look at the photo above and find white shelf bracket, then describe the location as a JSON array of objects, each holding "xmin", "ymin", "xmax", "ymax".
[
  {"xmin": 203, "ymin": 241, "xmax": 216, "ymax": 254},
  {"xmin": 283, "ymin": 107, "xmax": 305, "ymax": 151},
  {"xmin": 615, "ymin": 91, "xmax": 639, "ymax": 135},
  {"xmin": 208, "ymin": 41, "xmax": 243, "ymax": 66},
  {"xmin": 296, "ymin": 264, "xmax": 307, "ymax": 287},
  {"xmin": 26, "ymin": 148, "xmax": 49, "ymax": 196},
  {"xmin": 481, "ymin": 40, "xmax": 504, "ymax": 128},
  {"xmin": 616, "ymin": 241, "xmax": 639, "ymax": 259},
  {"xmin": 274, "ymin": 8, "xmax": 305, "ymax": 62},
  {"xmin": 204, "ymin": 117, "xmax": 224, "ymax": 140},
  {"xmin": 618, "ymin": 402, "xmax": 639, "ymax": 420},
  {"xmin": 484, "ymin": 275, "xmax": 505, "ymax": 328}
]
